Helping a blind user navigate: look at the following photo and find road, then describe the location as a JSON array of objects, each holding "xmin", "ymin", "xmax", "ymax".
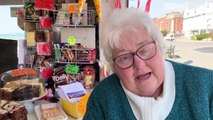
[{"xmin": 164, "ymin": 37, "xmax": 213, "ymax": 70}]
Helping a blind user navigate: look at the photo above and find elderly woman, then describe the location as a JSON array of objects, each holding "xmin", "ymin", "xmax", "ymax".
[{"xmin": 83, "ymin": 8, "xmax": 213, "ymax": 120}]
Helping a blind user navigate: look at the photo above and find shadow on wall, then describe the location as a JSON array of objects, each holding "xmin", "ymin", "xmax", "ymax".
[{"xmin": 0, "ymin": 39, "xmax": 18, "ymax": 74}]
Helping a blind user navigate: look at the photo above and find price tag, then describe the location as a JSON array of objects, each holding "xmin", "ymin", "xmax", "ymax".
[
  {"xmin": 68, "ymin": 4, "xmax": 76, "ymax": 14},
  {"xmin": 68, "ymin": 36, "xmax": 76, "ymax": 45},
  {"xmin": 65, "ymin": 64, "xmax": 79, "ymax": 74}
]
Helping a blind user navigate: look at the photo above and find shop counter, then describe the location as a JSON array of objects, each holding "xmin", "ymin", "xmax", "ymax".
[{"xmin": 25, "ymin": 100, "xmax": 83, "ymax": 120}]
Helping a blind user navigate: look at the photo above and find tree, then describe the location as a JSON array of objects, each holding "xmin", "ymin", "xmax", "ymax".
[{"xmin": 161, "ymin": 30, "xmax": 168, "ymax": 36}]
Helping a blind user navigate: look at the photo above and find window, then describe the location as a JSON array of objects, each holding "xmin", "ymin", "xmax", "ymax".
[{"xmin": 0, "ymin": 5, "xmax": 24, "ymax": 40}]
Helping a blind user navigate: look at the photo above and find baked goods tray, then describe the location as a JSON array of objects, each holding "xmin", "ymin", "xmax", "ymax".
[{"xmin": 35, "ymin": 105, "xmax": 68, "ymax": 120}]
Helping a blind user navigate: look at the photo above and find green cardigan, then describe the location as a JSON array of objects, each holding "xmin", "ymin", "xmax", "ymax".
[{"xmin": 83, "ymin": 61, "xmax": 213, "ymax": 120}]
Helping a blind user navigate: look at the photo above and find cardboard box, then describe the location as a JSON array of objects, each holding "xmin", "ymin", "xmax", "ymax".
[{"xmin": 60, "ymin": 93, "xmax": 90, "ymax": 118}]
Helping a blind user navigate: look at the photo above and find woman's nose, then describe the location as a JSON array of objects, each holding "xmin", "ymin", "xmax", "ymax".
[{"xmin": 133, "ymin": 54, "xmax": 146, "ymax": 68}]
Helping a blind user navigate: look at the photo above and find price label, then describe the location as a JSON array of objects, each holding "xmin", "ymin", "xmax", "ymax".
[
  {"xmin": 65, "ymin": 64, "xmax": 79, "ymax": 74},
  {"xmin": 68, "ymin": 36, "xmax": 76, "ymax": 45},
  {"xmin": 68, "ymin": 4, "xmax": 76, "ymax": 14}
]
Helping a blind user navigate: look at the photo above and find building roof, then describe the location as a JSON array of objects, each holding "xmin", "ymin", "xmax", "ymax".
[{"xmin": 0, "ymin": 0, "xmax": 22, "ymax": 5}]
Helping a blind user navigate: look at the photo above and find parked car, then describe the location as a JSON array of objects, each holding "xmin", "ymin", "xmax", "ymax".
[{"xmin": 165, "ymin": 33, "xmax": 175, "ymax": 41}]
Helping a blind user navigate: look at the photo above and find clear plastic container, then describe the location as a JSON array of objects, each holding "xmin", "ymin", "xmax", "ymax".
[{"xmin": 0, "ymin": 68, "xmax": 46, "ymax": 101}]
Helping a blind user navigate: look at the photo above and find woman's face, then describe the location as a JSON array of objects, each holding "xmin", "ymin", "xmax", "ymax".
[{"xmin": 112, "ymin": 28, "xmax": 165, "ymax": 97}]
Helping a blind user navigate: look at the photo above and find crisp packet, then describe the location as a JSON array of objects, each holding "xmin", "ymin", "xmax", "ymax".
[{"xmin": 37, "ymin": 42, "xmax": 51, "ymax": 55}]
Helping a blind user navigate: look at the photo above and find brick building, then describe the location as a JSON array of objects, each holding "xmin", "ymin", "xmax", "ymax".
[{"xmin": 153, "ymin": 12, "xmax": 183, "ymax": 36}]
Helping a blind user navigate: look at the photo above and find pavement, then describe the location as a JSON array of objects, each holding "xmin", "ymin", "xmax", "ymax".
[{"xmin": 164, "ymin": 38, "xmax": 213, "ymax": 70}]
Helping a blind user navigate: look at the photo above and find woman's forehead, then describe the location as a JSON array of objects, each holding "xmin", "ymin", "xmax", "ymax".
[{"xmin": 110, "ymin": 25, "xmax": 152, "ymax": 53}]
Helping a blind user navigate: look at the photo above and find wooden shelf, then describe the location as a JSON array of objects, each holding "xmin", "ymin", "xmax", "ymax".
[
  {"xmin": 53, "ymin": 24, "xmax": 95, "ymax": 28},
  {"xmin": 55, "ymin": 61, "xmax": 96, "ymax": 65}
]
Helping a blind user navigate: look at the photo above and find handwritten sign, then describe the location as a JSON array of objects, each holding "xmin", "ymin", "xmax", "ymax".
[
  {"xmin": 68, "ymin": 4, "xmax": 76, "ymax": 14},
  {"xmin": 68, "ymin": 36, "xmax": 76, "ymax": 45},
  {"xmin": 65, "ymin": 64, "xmax": 79, "ymax": 74}
]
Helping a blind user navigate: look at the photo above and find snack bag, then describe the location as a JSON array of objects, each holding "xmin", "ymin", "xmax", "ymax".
[
  {"xmin": 35, "ymin": 0, "xmax": 55, "ymax": 10},
  {"xmin": 26, "ymin": 31, "xmax": 36, "ymax": 47},
  {"xmin": 37, "ymin": 42, "xmax": 51, "ymax": 55},
  {"xmin": 39, "ymin": 17, "xmax": 52, "ymax": 29}
]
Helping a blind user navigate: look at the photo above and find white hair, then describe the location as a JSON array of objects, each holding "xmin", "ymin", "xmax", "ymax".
[{"xmin": 100, "ymin": 8, "xmax": 166, "ymax": 71}]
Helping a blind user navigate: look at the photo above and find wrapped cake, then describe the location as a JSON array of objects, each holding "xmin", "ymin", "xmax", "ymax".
[{"xmin": 0, "ymin": 100, "xmax": 28, "ymax": 120}]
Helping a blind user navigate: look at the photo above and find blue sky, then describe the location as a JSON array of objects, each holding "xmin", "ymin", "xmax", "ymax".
[
  {"xmin": 0, "ymin": 0, "xmax": 212, "ymax": 35},
  {"xmin": 149, "ymin": 0, "xmax": 213, "ymax": 17}
]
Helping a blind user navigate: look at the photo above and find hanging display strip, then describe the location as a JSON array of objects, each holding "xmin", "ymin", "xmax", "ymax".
[
  {"xmin": 78, "ymin": 0, "xmax": 86, "ymax": 15},
  {"xmin": 126, "ymin": 0, "xmax": 152, "ymax": 12},
  {"xmin": 93, "ymin": 0, "xmax": 101, "ymax": 22},
  {"xmin": 114, "ymin": 0, "xmax": 121, "ymax": 9},
  {"xmin": 145, "ymin": 0, "xmax": 152, "ymax": 13}
]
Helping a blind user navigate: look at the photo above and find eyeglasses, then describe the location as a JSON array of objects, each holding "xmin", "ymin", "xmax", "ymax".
[{"xmin": 113, "ymin": 41, "xmax": 157, "ymax": 69}]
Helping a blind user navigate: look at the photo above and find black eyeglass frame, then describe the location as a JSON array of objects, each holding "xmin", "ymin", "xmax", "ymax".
[{"xmin": 113, "ymin": 41, "xmax": 157, "ymax": 69}]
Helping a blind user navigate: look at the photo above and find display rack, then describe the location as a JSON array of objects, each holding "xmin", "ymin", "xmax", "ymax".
[{"xmin": 22, "ymin": 0, "xmax": 100, "ymax": 88}]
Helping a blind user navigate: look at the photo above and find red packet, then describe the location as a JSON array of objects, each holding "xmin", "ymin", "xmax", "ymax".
[
  {"xmin": 41, "ymin": 68, "xmax": 53, "ymax": 79},
  {"xmin": 39, "ymin": 17, "xmax": 52, "ymax": 29},
  {"xmin": 37, "ymin": 42, "xmax": 51, "ymax": 55},
  {"xmin": 35, "ymin": 0, "xmax": 55, "ymax": 10}
]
